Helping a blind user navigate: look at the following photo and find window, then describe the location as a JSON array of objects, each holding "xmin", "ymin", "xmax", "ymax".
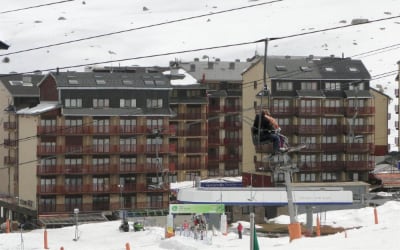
[
  {"xmin": 120, "ymin": 99, "xmax": 136, "ymax": 108},
  {"xmin": 93, "ymin": 176, "xmax": 110, "ymax": 192},
  {"xmin": 39, "ymin": 197, "xmax": 56, "ymax": 212},
  {"xmin": 325, "ymin": 82, "xmax": 341, "ymax": 90},
  {"xmin": 153, "ymin": 76, "xmax": 165, "ymax": 85},
  {"xmin": 276, "ymin": 81, "xmax": 293, "ymax": 91},
  {"xmin": 122, "ymin": 79, "xmax": 133, "ymax": 85},
  {"xmin": 93, "ymin": 119, "xmax": 109, "ymax": 133},
  {"xmin": 276, "ymin": 117, "xmax": 290, "ymax": 126},
  {"xmin": 275, "ymin": 65, "xmax": 287, "ymax": 71},
  {"xmin": 322, "ymin": 117, "xmax": 338, "ymax": 125},
  {"xmin": 147, "ymin": 194, "xmax": 163, "ymax": 208},
  {"xmin": 324, "ymin": 99, "xmax": 340, "ymax": 108},
  {"xmin": 348, "ymin": 99, "xmax": 365, "ymax": 108},
  {"xmin": 92, "ymin": 195, "xmax": 109, "ymax": 210},
  {"xmin": 348, "ymin": 67, "xmax": 359, "ymax": 72},
  {"xmin": 120, "ymin": 157, "xmax": 137, "ymax": 172},
  {"xmin": 93, "ymin": 137, "xmax": 110, "ymax": 152},
  {"xmin": 65, "ymin": 177, "xmax": 82, "ymax": 192},
  {"xmin": 253, "ymin": 81, "xmax": 257, "ymax": 89},
  {"xmin": 96, "ymin": 79, "xmax": 106, "ymax": 85},
  {"xmin": 65, "ymin": 157, "xmax": 82, "ymax": 166},
  {"xmin": 147, "ymin": 118, "xmax": 163, "ymax": 129},
  {"xmin": 93, "ymin": 98, "xmax": 109, "ymax": 108},
  {"xmin": 300, "ymin": 118, "xmax": 317, "ymax": 125},
  {"xmin": 321, "ymin": 154, "xmax": 338, "ymax": 161},
  {"xmin": 66, "ymin": 118, "xmax": 83, "ymax": 127},
  {"xmin": 300, "ymin": 173, "xmax": 316, "ymax": 182},
  {"xmin": 322, "ymin": 136, "xmax": 338, "ymax": 143},
  {"xmin": 322, "ymin": 172, "xmax": 337, "ymax": 181},
  {"xmin": 324, "ymin": 66, "xmax": 335, "ymax": 72},
  {"xmin": 300, "ymin": 66, "xmax": 312, "ymax": 72},
  {"xmin": 272, "ymin": 99, "xmax": 290, "ymax": 112},
  {"xmin": 300, "ymin": 136, "xmax": 316, "ymax": 145},
  {"xmin": 349, "ymin": 82, "xmax": 364, "ymax": 90},
  {"xmin": 65, "ymin": 98, "xmax": 82, "ymax": 108},
  {"xmin": 187, "ymin": 90, "xmax": 201, "ymax": 97},
  {"xmin": 146, "ymin": 98, "xmax": 163, "ymax": 108},
  {"xmin": 65, "ymin": 196, "xmax": 82, "ymax": 211},
  {"xmin": 68, "ymin": 79, "xmax": 79, "ymax": 84},
  {"xmin": 301, "ymin": 82, "xmax": 317, "ymax": 90},
  {"xmin": 40, "ymin": 177, "xmax": 56, "ymax": 192},
  {"xmin": 143, "ymin": 76, "xmax": 154, "ymax": 85}
]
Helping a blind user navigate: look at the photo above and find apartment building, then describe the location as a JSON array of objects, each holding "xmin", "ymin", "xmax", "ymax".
[
  {"xmin": 242, "ymin": 55, "xmax": 384, "ymax": 185},
  {"xmin": 180, "ymin": 58, "xmax": 252, "ymax": 177},
  {"xmin": 0, "ymin": 74, "xmax": 42, "ymax": 221}
]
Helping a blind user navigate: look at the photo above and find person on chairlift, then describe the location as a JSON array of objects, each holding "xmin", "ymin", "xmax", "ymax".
[{"xmin": 252, "ymin": 110, "xmax": 283, "ymax": 155}]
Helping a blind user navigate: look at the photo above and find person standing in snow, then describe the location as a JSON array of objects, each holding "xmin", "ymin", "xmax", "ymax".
[{"xmin": 237, "ymin": 222, "xmax": 243, "ymax": 239}]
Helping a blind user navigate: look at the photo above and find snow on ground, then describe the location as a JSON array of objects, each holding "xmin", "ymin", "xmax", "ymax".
[{"xmin": 1, "ymin": 201, "xmax": 400, "ymax": 250}]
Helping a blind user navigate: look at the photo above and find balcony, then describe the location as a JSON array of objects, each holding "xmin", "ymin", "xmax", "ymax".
[
  {"xmin": 4, "ymin": 139, "xmax": 17, "ymax": 147},
  {"xmin": 178, "ymin": 146, "xmax": 206, "ymax": 154},
  {"xmin": 322, "ymin": 125, "xmax": 344, "ymax": 135},
  {"xmin": 321, "ymin": 143, "xmax": 345, "ymax": 152},
  {"xmin": 298, "ymin": 125, "xmax": 323, "ymax": 134},
  {"xmin": 322, "ymin": 107, "xmax": 345, "ymax": 115},
  {"xmin": 346, "ymin": 161, "xmax": 374, "ymax": 171},
  {"xmin": 223, "ymin": 105, "xmax": 241, "ymax": 113},
  {"xmin": 208, "ymin": 136, "xmax": 221, "ymax": 145},
  {"xmin": 175, "ymin": 162, "xmax": 204, "ymax": 170},
  {"xmin": 345, "ymin": 106, "xmax": 375, "ymax": 116},
  {"xmin": 223, "ymin": 121, "xmax": 241, "ymax": 129},
  {"xmin": 223, "ymin": 138, "xmax": 241, "ymax": 144},
  {"xmin": 209, "ymin": 105, "xmax": 222, "ymax": 113},
  {"xmin": 37, "ymin": 125, "xmax": 58, "ymax": 135},
  {"xmin": 4, "ymin": 156, "xmax": 17, "ymax": 165},
  {"xmin": 297, "ymin": 107, "xmax": 322, "ymax": 116},
  {"xmin": 3, "ymin": 121, "xmax": 17, "ymax": 130},
  {"xmin": 270, "ymin": 107, "xmax": 296, "ymax": 116},
  {"xmin": 345, "ymin": 143, "xmax": 373, "ymax": 153},
  {"xmin": 223, "ymin": 154, "xmax": 241, "ymax": 161}
]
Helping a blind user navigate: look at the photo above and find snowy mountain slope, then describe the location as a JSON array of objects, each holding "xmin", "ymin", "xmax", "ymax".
[{"xmin": 1, "ymin": 0, "xmax": 399, "ymax": 148}]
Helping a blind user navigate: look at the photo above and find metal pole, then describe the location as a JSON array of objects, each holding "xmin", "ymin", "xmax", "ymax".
[
  {"xmin": 257, "ymin": 39, "xmax": 269, "ymax": 143},
  {"xmin": 285, "ymin": 170, "xmax": 297, "ymax": 224},
  {"xmin": 250, "ymin": 212, "xmax": 255, "ymax": 250}
]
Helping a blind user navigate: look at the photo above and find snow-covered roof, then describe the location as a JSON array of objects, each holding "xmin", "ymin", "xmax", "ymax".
[{"xmin": 16, "ymin": 101, "xmax": 59, "ymax": 115}]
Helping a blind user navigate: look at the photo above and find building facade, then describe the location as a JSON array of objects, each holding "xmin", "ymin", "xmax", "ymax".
[
  {"xmin": 180, "ymin": 58, "xmax": 252, "ymax": 177},
  {"xmin": 242, "ymin": 55, "xmax": 383, "ymax": 185}
]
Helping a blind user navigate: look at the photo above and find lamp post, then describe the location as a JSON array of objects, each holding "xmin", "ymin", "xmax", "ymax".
[{"xmin": 73, "ymin": 208, "xmax": 79, "ymax": 241}]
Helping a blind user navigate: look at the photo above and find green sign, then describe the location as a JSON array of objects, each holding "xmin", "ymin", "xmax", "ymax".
[{"xmin": 169, "ymin": 204, "xmax": 225, "ymax": 214}]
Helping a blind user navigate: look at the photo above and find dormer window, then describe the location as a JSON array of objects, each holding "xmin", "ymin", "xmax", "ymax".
[
  {"xmin": 300, "ymin": 66, "xmax": 312, "ymax": 72},
  {"xmin": 348, "ymin": 67, "xmax": 359, "ymax": 72},
  {"xmin": 275, "ymin": 65, "xmax": 287, "ymax": 71},
  {"xmin": 96, "ymin": 79, "xmax": 106, "ymax": 85},
  {"xmin": 324, "ymin": 66, "xmax": 335, "ymax": 72},
  {"xmin": 68, "ymin": 79, "xmax": 79, "ymax": 85}
]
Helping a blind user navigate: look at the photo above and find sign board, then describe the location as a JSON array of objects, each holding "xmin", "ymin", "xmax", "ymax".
[{"xmin": 169, "ymin": 204, "xmax": 225, "ymax": 214}]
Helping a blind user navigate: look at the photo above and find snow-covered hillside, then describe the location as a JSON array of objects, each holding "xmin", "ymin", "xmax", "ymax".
[{"xmin": 1, "ymin": 0, "xmax": 399, "ymax": 148}]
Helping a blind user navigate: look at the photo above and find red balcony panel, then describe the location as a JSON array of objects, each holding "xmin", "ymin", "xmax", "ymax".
[
  {"xmin": 270, "ymin": 107, "xmax": 296, "ymax": 116},
  {"xmin": 353, "ymin": 125, "xmax": 375, "ymax": 133},
  {"xmin": 37, "ymin": 185, "xmax": 57, "ymax": 194},
  {"xmin": 297, "ymin": 107, "xmax": 323, "ymax": 116},
  {"xmin": 346, "ymin": 143, "xmax": 373, "ymax": 153},
  {"xmin": 298, "ymin": 125, "xmax": 323, "ymax": 134},
  {"xmin": 92, "ymin": 125, "xmax": 110, "ymax": 134},
  {"xmin": 62, "ymin": 125, "xmax": 84, "ymax": 135},
  {"xmin": 209, "ymin": 105, "xmax": 221, "ymax": 113},
  {"xmin": 299, "ymin": 162, "xmax": 322, "ymax": 171},
  {"xmin": 37, "ymin": 126, "xmax": 58, "ymax": 135},
  {"xmin": 64, "ymin": 145, "xmax": 83, "ymax": 154},
  {"xmin": 223, "ymin": 138, "xmax": 241, "ymax": 144},
  {"xmin": 224, "ymin": 105, "xmax": 240, "ymax": 113},
  {"xmin": 302, "ymin": 143, "xmax": 322, "ymax": 152},
  {"xmin": 346, "ymin": 106, "xmax": 375, "ymax": 116},
  {"xmin": 119, "ymin": 144, "xmax": 138, "ymax": 153},
  {"xmin": 323, "ymin": 107, "xmax": 345, "ymax": 115},
  {"xmin": 37, "ymin": 165, "xmax": 63, "ymax": 175},
  {"xmin": 322, "ymin": 125, "xmax": 344, "ymax": 134},
  {"xmin": 64, "ymin": 185, "xmax": 83, "ymax": 193},
  {"xmin": 321, "ymin": 143, "xmax": 345, "ymax": 152},
  {"xmin": 346, "ymin": 161, "xmax": 374, "ymax": 171},
  {"xmin": 37, "ymin": 145, "xmax": 61, "ymax": 155},
  {"xmin": 169, "ymin": 162, "xmax": 176, "ymax": 172},
  {"xmin": 320, "ymin": 161, "xmax": 345, "ymax": 171},
  {"xmin": 223, "ymin": 154, "xmax": 241, "ymax": 161}
]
